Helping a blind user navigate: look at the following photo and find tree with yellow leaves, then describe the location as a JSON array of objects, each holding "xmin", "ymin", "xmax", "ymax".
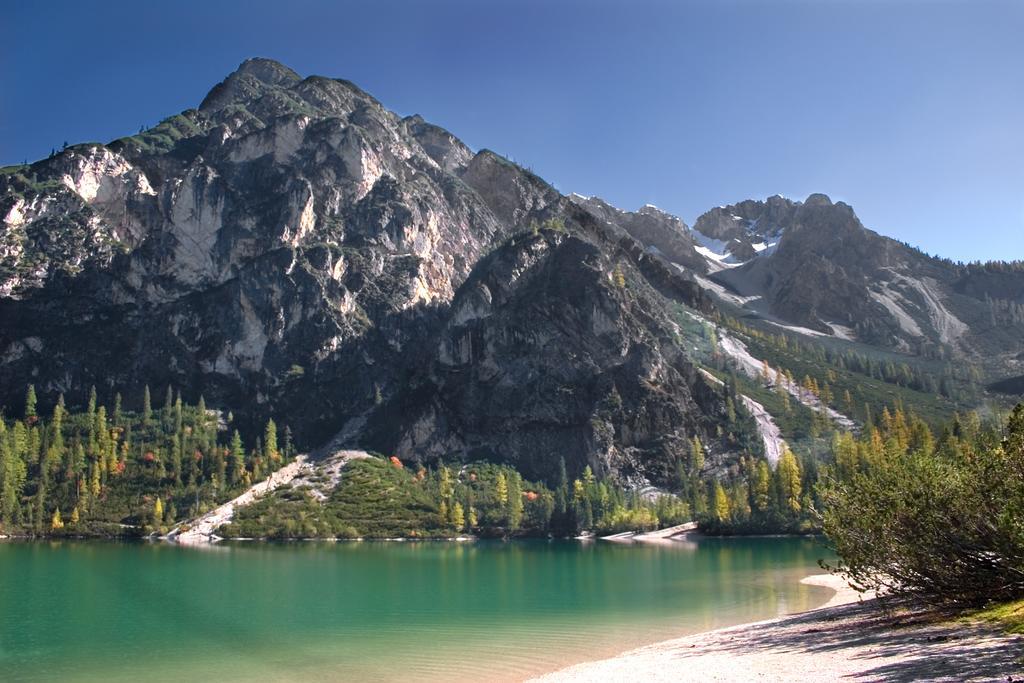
[
  {"xmin": 712, "ymin": 481, "xmax": 731, "ymax": 522},
  {"xmin": 776, "ymin": 448, "xmax": 802, "ymax": 514},
  {"xmin": 495, "ymin": 472, "xmax": 508, "ymax": 507},
  {"xmin": 612, "ymin": 263, "xmax": 626, "ymax": 289},
  {"xmin": 451, "ymin": 501, "xmax": 465, "ymax": 531}
]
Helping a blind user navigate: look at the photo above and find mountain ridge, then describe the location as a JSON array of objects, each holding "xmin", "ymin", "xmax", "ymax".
[{"xmin": 2, "ymin": 58, "xmax": 1022, "ymax": 488}]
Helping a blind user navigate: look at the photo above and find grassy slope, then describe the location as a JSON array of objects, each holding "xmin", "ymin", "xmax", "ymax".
[{"xmin": 971, "ymin": 599, "xmax": 1024, "ymax": 635}]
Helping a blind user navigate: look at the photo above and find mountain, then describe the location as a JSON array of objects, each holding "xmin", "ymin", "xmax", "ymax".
[
  {"xmin": 687, "ymin": 194, "xmax": 1024, "ymax": 370},
  {"xmin": 3, "ymin": 58, "xmax": 1022, "ymax": 491},
  {"xmin": 0, "ymin": 59, "xmax": 726, "ymax": 486},
  {"xmin": 568, "ymin": 194, "xmax": 707, "ymax": 273}
]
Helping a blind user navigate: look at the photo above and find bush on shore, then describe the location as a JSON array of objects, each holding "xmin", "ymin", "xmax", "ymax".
[{"xmin": 819, "ymin": 403, "xmax": 1024, "ymax": 607}]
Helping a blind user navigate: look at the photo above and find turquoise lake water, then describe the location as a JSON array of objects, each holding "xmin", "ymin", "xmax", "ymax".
[{"xmin": 0, "ymin": 537, "xmax": 835, "ymax": 681}]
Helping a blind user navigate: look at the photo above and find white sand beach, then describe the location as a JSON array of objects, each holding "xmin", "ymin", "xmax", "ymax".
[{"xmin": 531, "ymin": 574, "xmax": 1024, "ymax": 682}]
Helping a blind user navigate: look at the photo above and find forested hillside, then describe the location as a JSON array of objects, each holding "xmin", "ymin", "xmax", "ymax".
[{"xmin": 0, "ymin": 386, "xmax": 292, "ymax": 536}]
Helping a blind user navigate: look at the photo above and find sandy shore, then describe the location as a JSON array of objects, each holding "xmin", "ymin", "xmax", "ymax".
[{"xmin": 531, "ymin": 574, "xmax": 1024, "ymax": 682}]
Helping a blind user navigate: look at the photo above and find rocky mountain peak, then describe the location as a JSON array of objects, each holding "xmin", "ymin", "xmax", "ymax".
[
  {"xmin": 1, "ymin": 59, "xmax": 739, "ymax": 486},
  {"xmin": 199, "ymin": 58, "xmax": 302, "ymax": 112},
  {"xmin": 803, "ymin": 192, "xmax": 833, "ymax": 208},
  {"xmin": 567, "ymin": 195, "xmax": 706, "ymax": 273}
]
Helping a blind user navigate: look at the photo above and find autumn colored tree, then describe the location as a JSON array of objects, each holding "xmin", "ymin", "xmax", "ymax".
[
  {"xmin": 451, "ymin": 501, "xmax": 466, "ymax": 531},
  {"xmin": 264, "ymin": 419, "xmax": 279, "ymax": 462},
  {"xmin": 776, "ymin": 449, "xmax": 802, "ymax": 514},
  {"xmin": 712, "ymin": 481, "xmax": 731, "ymax": 522}
]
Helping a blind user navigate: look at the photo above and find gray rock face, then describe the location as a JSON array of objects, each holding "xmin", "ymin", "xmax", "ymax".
[
  {"xmin": 692, "ymin": 194, "xmax": 793, "ymax": 261},
  {"xmin": 702, "ymin": 194, "xmax": 1024, "ymax": 364},
  {"xmin": 363, "ymin": 214, "xmax": 724, "ymax": 483},
  {"xmin": 0, "ymin": 59, "xmax": 731, "ymax": 485},
  {"xmin": 569, "ymin": 195, "xmax": 707, "ymax": 272}
]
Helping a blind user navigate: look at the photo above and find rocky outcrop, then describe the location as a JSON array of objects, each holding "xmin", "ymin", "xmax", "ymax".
[
  {"xmin": 569, "ymin": 195, "xmax": 707, "ymax": 273},
  {"xmin": 360, "ymin": 218, "xmax": 726, "ymax": 484},
  {"xmin": 691, "ymin": 194, "xmax": 792, "ymax": 262}
]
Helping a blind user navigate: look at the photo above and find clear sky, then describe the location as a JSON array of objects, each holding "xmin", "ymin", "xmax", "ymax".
[{"xmin": 3, "ymin": 0, "xmax": 1021, "ymax": 261}]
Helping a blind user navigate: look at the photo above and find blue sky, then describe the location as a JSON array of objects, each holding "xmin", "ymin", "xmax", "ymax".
[{"xmin": 3, "ymin": 0, "xmax": 1021, "ymax": 261}]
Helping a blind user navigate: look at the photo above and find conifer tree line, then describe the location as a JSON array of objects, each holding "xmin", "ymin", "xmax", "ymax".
[
  {"xmin": 4, "ymin": 379, "xmax": 1017, "ymax": 548},
  {"xmin": 0, "ymin": 385, "xmax": 293, "ymax": 536},
  {"xmin": 697, "ymin": 401, "xmax": 972, "ymax": 535},
  {"xmin": 718, "ymin": 313, "xmax": 983, "ymax": 401}
]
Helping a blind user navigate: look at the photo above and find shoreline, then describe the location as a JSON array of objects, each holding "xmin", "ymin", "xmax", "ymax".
[{"xmin": 530, "ymin": 573, "xmax": 1024, "ymax": 682}]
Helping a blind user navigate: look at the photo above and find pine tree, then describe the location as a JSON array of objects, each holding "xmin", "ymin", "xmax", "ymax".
[
  {"xmin": 25, "ymin": 384, "xmax": 37, "ymax": 420},
  {"xmin": 170, "ymin": 433, "xmax": 182, "ymax": 484},
  {"xmin": 555, "ymin": 457, "xmax": 569, "ymax": 517},
  {"xmin": 174, "ymin": 393, "xmax": 183, "ymax": 437},
  {"xmin": 495, "ymin": 472, "xmax": 509, "ymax": 507},
  {"xmin": 752, "ymin": 460, "xmax": 772, "ymax": 513},
  {"xmin": 690, "ymin": 475, "xmax": 708, "ymax": 517},
  {"xmin": 438, "ymin": 500, "xmax": 449, "ymax": 526},
  {"xmin": 1, "ymin": 421, "xmax": 28, "ymax": 524},
  {"xmin": 712, "ymin": 481, "xmax": 731, "ymax": 522},
  {"xmin": 438, "ymin": 464, "xmax": 454, "ymax": 501},
  {"xmin": 507, "ymin": 472, "xmax": 523, "ymax": 531},
  {"xmin": 153, "ymin": 497, "xmax": 164, "ymax": 526},
  {"xmin": 264, "ymin": 419, "xmax": 279, "ymax": 462},
  {"xmin": 142, "ymin": 385, "xmax": 152, "ymax": 424},
  {"xmin": 451, "ymin": 501, "xmax": 466, "ymax": 531},
  {"xmin": 730, "ymin": 481, "xmax": 751, "ymax": 521},
  {"xmin": 691, "ymin": 436, "xmax": 705, "ymax": 473},
  {"xmin": 113, "ymin": 392, "xmax": 123, "ymax": 426},
  {"xmin": 162, "ymin": 385, "xmax": 173, "ymax": 426},
  {"xmin": 50, "ymin": 507, "xmax": 63, "ymax": 530},
  {"xmin": 283, "ymin": 426, "xmax": 293, "ymax": 459},
  {"xmin": 89, "ymin": 462, "xmax": 101, "ymax": 497},
  {"xmin": 776, "ymin": 449, "xmax": 802, "ymax": 514},
  {"xmin": 572, "ymin": 479, "xmax": 592, "ymax": 530},
  {"xmin": 70, "ymin": 506, "xmax": 79, "ymax": 525},
  {"xmin": 230, "ymin": 430, "xmax": 245, "ymax": 485}
]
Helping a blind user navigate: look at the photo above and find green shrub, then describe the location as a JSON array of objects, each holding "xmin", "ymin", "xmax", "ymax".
[{"xmin": 819, "ymin": 404, "xmax": 1024, "ymax": 606}]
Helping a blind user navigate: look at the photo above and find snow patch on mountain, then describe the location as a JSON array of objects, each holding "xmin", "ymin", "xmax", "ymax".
[{"xmin": 692, "ymin": 231, "xmax": 742, "ymax": 261}]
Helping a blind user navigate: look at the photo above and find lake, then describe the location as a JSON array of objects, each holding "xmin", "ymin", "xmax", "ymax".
[{"xmin": 0, "ymin": 537, "xmax": 835, "ymax": 681}]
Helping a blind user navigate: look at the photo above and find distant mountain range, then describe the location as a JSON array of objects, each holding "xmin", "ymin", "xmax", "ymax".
[{"xmin": 2, "ymin": 58, "xmax": 1022, "ymax": 486}]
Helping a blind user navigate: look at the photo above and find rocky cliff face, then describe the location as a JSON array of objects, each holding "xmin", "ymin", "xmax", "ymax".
[
  {"xmin": 689, "ymin": 194, "xmax": 1024, "ymax": 365},
  {"xmin": 0, "ymin": 58, "xmax": 732, "ymax": 485},
  {"xmin": 692, "ymin": 194, "xmax": 793, "ymax": 262},
  {"xmin": 568, "ymin": 194, "xmax": 707, "ymax": 273}
]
